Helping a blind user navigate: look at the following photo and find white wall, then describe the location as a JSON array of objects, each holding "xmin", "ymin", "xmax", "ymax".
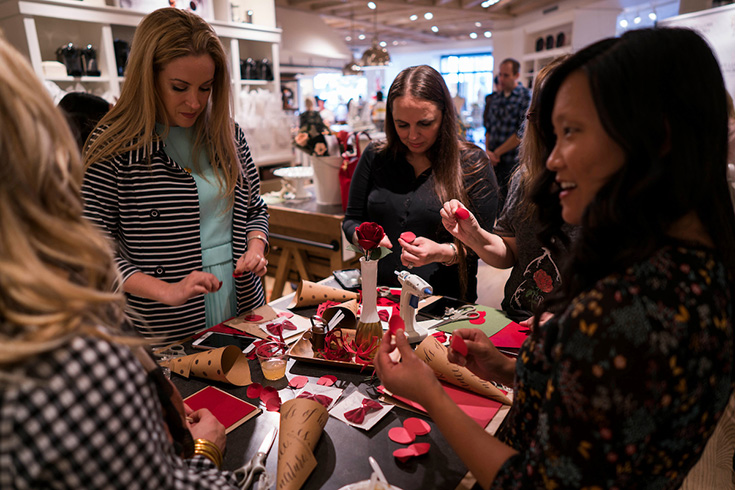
[{"xmin": 276, "ymin": 7, "xmax": 351, "ymax": 70}]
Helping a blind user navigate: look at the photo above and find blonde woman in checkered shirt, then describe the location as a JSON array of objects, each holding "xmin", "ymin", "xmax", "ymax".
[{"xmin": 0, "ymin": 37, "xmax": 238, "ymax": 489}]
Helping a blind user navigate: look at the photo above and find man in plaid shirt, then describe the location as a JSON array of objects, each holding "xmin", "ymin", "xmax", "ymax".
[{"xmin": 485, "ymin": 58, "xmax": 531, "ymax": 209}]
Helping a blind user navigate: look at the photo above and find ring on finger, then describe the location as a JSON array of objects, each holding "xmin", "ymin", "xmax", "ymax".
[{"xmin": 407, "ymin": 263, "xmax": 414, "ymax": 269}]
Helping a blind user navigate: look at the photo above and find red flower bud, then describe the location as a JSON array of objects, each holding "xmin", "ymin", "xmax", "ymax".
[{"xmin": 355, "ymin": 222, "xmax": 385, "ymax": 252}]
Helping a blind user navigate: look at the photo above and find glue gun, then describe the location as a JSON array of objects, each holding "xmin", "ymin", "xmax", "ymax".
[{"xmin": 395, "ymin": 270, "xmax": 433, "ymax": 343}]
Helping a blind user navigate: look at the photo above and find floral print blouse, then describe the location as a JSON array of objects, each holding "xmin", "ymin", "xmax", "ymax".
[{"xmin": 493, "ymin": 242, "xmax": 734, "ymax": 489}]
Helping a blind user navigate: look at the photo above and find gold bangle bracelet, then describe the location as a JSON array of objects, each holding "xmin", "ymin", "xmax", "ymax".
[
  {"xmin": 194, "ymin": 439, "xmax": 223, "ymax": 468},
  {"xmin": 248, "ymin": 234, "xmax": 270, "ymax": 256}
]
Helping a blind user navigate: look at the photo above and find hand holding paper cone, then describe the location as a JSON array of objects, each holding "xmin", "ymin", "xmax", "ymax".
[
  {"xmin": 415, "ymin": 336, "xmax": 511, "ymax": 405},
  {"xmin": 289, "ymin": 281, "xmax": 360, "ymax": 309},
  {"xmin": 165, "ymin": 345, "xmax": 252, "ymax": 386},
  {"xmin": 277, "ymin": 398, "xmax": 329, "ymax": 490}
]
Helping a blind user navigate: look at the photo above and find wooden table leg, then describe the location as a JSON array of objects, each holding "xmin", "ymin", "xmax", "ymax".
[{"xmin": 271, "ymin": 247, "xmax": 293, "ymax": 301}]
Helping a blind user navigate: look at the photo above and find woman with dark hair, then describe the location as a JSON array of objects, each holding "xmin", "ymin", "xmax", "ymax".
[
  {"xmin": 343, "ymin": 65, "xmax": 498, "ymax": 301},
  {"xmin": 375, "ymin": 28, "xmax": 735, "ymax": 489}
]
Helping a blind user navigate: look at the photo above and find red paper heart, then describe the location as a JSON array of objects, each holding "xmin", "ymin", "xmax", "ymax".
[
  {"xmin": 242, "ymin": 314, "xmax": 263, "ymax": 322},
  {"xmin": 403, "ymin": 418, "xmax": 431, "ymax": 436},
  {"xmin": 389, "ymin": 427, "xmax": 416, "ymax": 444},
  {"xmin": 288, "ymin": 376, "xmax": 308, "ymax": 389},
  {"xmin": 393, "ymin": 442, "xmax": 431, "ymax": 462},
  {"xmin": 454, "ymin": 208, "xmax": 470, "ymax": 220},
  {"xmin": 277, "ymin": 311, "xmax": 294, "ymax": 318},
  {"xmin": 317, "ymin": 375, "xmax": 337, "ymax": 386},
  {"xmin": 399, "ymin": 231, "xmax": 416, "ymax": 244},
  {"xmin": 246, "ymin": 383, "xmax": 263, "ymax": 399},
  {"xmin": 265, "ymin": 396, "xmax": 282, "ymax": 412},
  {"xmin": 469, "ymin": 311, "xmax": 487, "ymax": 325},
  {"xmin": 378, "ymin": 310, "xmax": 389, "ymax": 322},
  {"xmin": 431, "ymin": 331, "xmax": 447, "ymax": 343},
  {"xmin": 450, "ymin": 334, "xmax": 469, "ymax": 357}
]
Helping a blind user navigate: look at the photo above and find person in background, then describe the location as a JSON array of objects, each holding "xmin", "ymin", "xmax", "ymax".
[
  {"xmin": 442, "ymin": 57, "xmax": 577, "ymax": 324},
  {"xmin": 343, "ymin": 65, "xmax": 498, "ymax": 302},
  {"xmin": 315, "ymin": 95, "xmax": 335, "ymax": 128},
  {"xmin": 299, "ymin": 96, "xmax": 328, "ymax": 137},
  {"xmin": 0, "ymin": 35, "xmax": 237, "ymax": 489},
  {"xmin": 485, "ymin": 58, "xmax": 531, "ymax": 209},
  {"xmin": 375, "ymin": 27, "xmax": 734, "ymax": 489},
  {"xmin": 57, "ymin": 91, "xmax": 111, "ymax": 151},
  {"xmin": 83, "ymin": 8, "xmax": 269, "ymax": 345},
  {"xmin": 371, "ymin": 90, "xmax": 386, "ymax": 132}
]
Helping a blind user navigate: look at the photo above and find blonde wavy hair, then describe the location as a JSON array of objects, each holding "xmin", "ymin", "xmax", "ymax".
[
  {"xmin": 0, "ymin": 37, "xmax": 129, "ymax": 366},
  {"xmin": 83, "ymin": 8, "xmax": 240, "ymax": 204}
]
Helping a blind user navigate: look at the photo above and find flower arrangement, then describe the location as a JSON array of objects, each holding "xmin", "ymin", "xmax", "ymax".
[
  {"xmin": 349, "ymin": 222, "xmax": 392, "ymax": 261},
  {"xmin": 293, "ymin": 125, "xmax": 350, "ymax": 157}
]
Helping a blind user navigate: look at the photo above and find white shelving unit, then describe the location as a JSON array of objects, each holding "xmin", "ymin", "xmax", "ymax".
[
  {"xmin": 520, "ymin": 8, "xmax": 619, "ymax": 90},
  {"xmin": 0, "ymin": 0, "xmax": 291, "ymax": 167}
]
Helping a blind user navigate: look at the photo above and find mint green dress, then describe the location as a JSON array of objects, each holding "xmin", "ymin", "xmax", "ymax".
[{"xmin": 158, "ymin": 124, "xmax": 237, "ymax": 328}]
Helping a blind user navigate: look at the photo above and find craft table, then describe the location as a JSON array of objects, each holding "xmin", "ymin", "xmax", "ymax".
[
  {"xmin": 265, "ymin": 190, "xmax": 359, "ymax": 300},
  {"xmin": 170, "ymin": 280, "xmax": 511, "ymax": 490}
]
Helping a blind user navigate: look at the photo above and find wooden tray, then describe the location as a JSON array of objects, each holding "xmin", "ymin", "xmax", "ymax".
[{"xmin": 286, "ymin": 330, "xmax": 375, "ymax": 371}]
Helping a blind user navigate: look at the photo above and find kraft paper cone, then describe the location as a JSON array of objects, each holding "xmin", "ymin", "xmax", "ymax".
[
  {"xmin": 322, "ymin": 299, "xmax": 359, "ymax": 329},
  {"xmin": 415, "ymin": 336, "xmax": 512, "ymax": 405},
  {"xmin": 166, "ymin": 345, "xmax": 252, "ymax": 386},
  {"xmin": 225, "ymin": 304, "xmax": 279, "ymax": 339},
  {"xmin": 277, "ymin": 398, "xmax": 329, "ymax": 490},
  {"xmin": 288, "ymin": 280, "xmax": 359, "ymax": 309}
]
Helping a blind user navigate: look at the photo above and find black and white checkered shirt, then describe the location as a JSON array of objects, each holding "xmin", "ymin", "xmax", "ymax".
[{"xmin": 0, "ymin": 335, "xmax": 239, "ymax": 489}]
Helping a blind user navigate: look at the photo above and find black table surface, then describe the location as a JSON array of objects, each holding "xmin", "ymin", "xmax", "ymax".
[{"xmin": 171, "ymin": 295, "xmax": 471, "ymax": 490}]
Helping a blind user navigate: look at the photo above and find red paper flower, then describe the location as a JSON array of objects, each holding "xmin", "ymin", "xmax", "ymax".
[
  {"xmin": 534, "ymin": 270, "xmax": 554, "ymax": 293},
  {"xmin": 355, "ymin": 222, "xmax": 385, "ymax": 252}
]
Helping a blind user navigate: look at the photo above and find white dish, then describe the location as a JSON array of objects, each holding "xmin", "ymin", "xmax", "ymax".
[
  {"xmin": 337, "ymin": 480, "xmax": 403, "ymax": 490},
  {"xmin": 273, "ymin": 166, "xmax": 313, "ymax": 199}
]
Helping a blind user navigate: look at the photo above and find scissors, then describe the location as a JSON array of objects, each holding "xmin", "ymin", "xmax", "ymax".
[
  {"xmin": 234, "ymin": 425, "xmax": 278, "ymax": 490},
  {"xmin": 431, "ymin": 304, "xmax": 481, "ymax": 329}
]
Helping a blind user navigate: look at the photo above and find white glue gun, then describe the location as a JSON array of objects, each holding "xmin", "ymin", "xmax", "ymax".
[{"xmin": 395, "ymin": 270, "xmax": 433, "ymax": 343}]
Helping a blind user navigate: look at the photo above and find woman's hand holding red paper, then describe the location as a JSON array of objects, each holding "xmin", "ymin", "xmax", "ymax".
[
  {"xmin": 186, "ymin": 406, "xmax": 227, "ymax": 452},
  {"xmin": 446, "ymin": 328, "xmax": 517, "ymax": 388},
  {"xmin": 440, "ymin": 199, "xmax": 481, "ymax": 246},
  {"xmin": 374, "ymin": 330, "xmax": 442, "ymax": 407},
  {"xmin": 235, "ymin": 247, "xmax": 268, "ymax": 278},
  {"xmin": 165, "ymin": 271, "xmax": 222, "ymax": 306},
  {"xmin": 397, "ymin": 235, "xmax": 447, "ymax": 268}
]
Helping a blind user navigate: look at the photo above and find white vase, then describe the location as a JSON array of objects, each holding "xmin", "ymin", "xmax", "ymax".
[{"xmin": 355, "ymin": 256, "xmax": 381, "ymax": 355}]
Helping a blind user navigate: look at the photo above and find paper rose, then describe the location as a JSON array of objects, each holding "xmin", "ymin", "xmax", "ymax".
[{"xmin": 352, "ymin": 222, "xmax": 392, "ymax": 261}]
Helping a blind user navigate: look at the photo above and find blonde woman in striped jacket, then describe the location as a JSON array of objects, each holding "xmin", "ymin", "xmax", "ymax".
[{"xmin": 83, "ymin": 8, "xmax": 269, "ymax": 345}]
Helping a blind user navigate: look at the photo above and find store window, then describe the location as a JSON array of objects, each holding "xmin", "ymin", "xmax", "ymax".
[{"xmin": 439, "ymin": 53, "xmax": 493, "ymax": 145}]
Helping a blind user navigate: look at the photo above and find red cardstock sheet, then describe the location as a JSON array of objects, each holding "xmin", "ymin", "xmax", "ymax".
[
  {"xmin": 185, "ymin": 385, "xmax": 261, "ymax": 433},
  {"xmin": 379, "ymin": 383, "xmax": 503, "ymax": 429},
  {"xmin": 489, "ymin": 321, "xmax": 529, "ymax": 349}
]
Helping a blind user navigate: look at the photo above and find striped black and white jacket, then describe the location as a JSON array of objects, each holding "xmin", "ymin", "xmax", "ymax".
[{"xmin": 82, "ymin": 125, "xmax": 268, "ymax": 344}]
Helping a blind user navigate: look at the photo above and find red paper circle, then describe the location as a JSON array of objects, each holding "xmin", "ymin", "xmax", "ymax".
[
  {"xmin": 389, "ymin": 427, "xmax": 416, "ymax": 445},
  {"xmin": 242, "ymin": 314, "xmax": 263, "ymax": 322},
  {"xmin": 317, "ymin": 375, "xmax": 337, "ymax": 386},
  {"xmin": 410, "ymin": 442, "xmax": 431, "ymax": 456},
  {"xmin": 260, "ymin": 386, "xmax": 279, "ymax": 402},
  {"xmin": 393, "ymin": 447, "xmax": 415, "ymax": 463},
  {"xmin": 469, "ymin": 311, "xmax": 487, "ymax": 325},
  {"xmin": 265, "ymin": 396, "xmax": 282, "ymax": 412},
  {"xmin": 288, "ymin": 376, "xmax": 309, "ymax": 389},
  {"xmin": 399, "ymin": 231, "xmax": 416, "ymax": 244},
  {"xmin": 246, "ymin": 383, "xmax": 263, "ymax": 399},
  {"xmin": 450, "ymin": 334, "xmax": 469, "ymax": 357},
  {"xmin": 403, "ymin": 418, "xmax": 431, "ymax": 436}
]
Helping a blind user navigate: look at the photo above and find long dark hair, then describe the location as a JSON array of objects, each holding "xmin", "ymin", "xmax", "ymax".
[{"xmin": 533, "ymin": 27, "xmax": 735, "ymax": 310}]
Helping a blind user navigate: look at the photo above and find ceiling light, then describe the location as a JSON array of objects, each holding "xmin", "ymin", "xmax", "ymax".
[
  {"xmin": 634, "ymin": 14, "xmax": 641, "ymax": 24},
  {"xmin": 469, "ymin": 32, "xmax": 478, "ymax": 39},
  {"xmin": 409, "ymin": 14, "xmax": 417, "ymax": 21},
  {"xmin": 484, "ymin": 31, "xmax": 492, "ymax": 38},
  {"xmin": 361, "ymin": 3, "xmax": 391, "ymax": 67},
  {"xmin": 481, "ymin": 0, "xmax": 500, "ymax": 7},
  {"xmin": 358, "ymin": 34, "xmax": 366, "ymax": 40},
  {"xmin": 619, "ymin": 19, "xmax": 629, "ymax": 28},
  {"xmin": 431, "ymin": 25, "xmax": 439, "ymax": 33},
  {"xmin": 475, "ymin": 22, "xmax": 482, "ymax": 27},
  {"xmin": 345, "ymin": 35, "xmax": 352, "ymax": 42},
  {"xmin": 367, "ymin": 2, "xmax": 376, "ymax": 9},
  {"xmin": 649, "ymin": 11, "xmax": 657, "ymax": 20},
  {"xmin": 424, "ymin": 12, "xmax": 433, "ymax": 20},
  {"xmin": 379, "ymin": 41, "xmax": 386, "ymax": 47},
  {"xmin": 342, "ymin": 11, "xmax": 362, "ymax": 76},
  {"xmin": 392, "ymin": 40, "xmax": 399, "ymax": 45}
]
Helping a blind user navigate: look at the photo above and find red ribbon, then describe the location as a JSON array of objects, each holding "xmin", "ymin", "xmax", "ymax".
[
  {"xmin": 265, "ymin": 319, "xmax": 297, "ymax": 336},
  {"xmin": 296, "ymin": 391, "xmax": 333, "ymax": 409},
  {"xmin": 344, "ymin": 398, "xmax": 383, "ymax": 424}
]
